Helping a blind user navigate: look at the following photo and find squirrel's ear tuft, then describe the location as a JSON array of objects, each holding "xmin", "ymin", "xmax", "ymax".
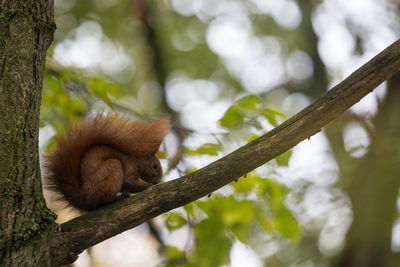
[
  {"xmin": 153, "ymin": 117, "xmax": 170, "ymax": 140},
  {"xmin": 136, "ymin": 116, "xmax": 170, "ymax": 154}
]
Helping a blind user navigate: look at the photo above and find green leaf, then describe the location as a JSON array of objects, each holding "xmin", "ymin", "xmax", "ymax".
[
  {"xmin": 183, "ymin": 203, "xmax": 194, "ymax": 217},
  {"xmin": 258, "ymin": 178, "xmax": 286, "ymax": 209},
  {"xmin": 166, "ymin": 213, "xmax": 187, "ymax": 231},
  {"xmin": 88, "ymin": 78, "xmax": 114, "ymax": 107},
  {"xmin": 219, "ymin": 95, "xmax": 262, "ymax": 128},
  {"xmin": 43, "ymin": 75, "xmax": 63, "ymax": 94},
  {"xmin": 276, "ymin": 150, "xmax": 292, "ymax": 166},
  {"xmin": 261, "ymin": 108, "xmax": 286, "ymax": 127},
  {"xmin": 235, "ymin": 95, "xmax": 261, "ymax": 111},
  {"xmin": 256, "ymin": 211, "xmax": 273, "ymax": 233},
  {"xmin": 274, "ymin": 207, "xmax": 301, "ymax": 241},
  {"xmin": 184, "ymin": 143, "xmax": 221, "ymax": 156},
  {"xmin": 247, "ymin": 135, "xmax": 260, "ymax": 143},
  {"xmin": 197, "ymin": 197, "xmax": 254, "ymax": 243},
  {"xmin": 164, "ymin": 245, "xmax": 185, "ymax": 261},
  {"xmin": 191, "ymin": 214, "xmax": 231, "ymax": 267},
  {"xmin": 231, "ymin": 172, "xmax": 257, "ymax": 194},
  {"xmin": 219, "ymin": 107, "xmax": 243, "ymax": 128},
  {"xmin": 256, "ymin": 179, "xmax": 300, "ymax": 240}
]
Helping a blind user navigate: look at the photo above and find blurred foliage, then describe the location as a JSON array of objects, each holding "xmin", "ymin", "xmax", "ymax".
[
  {"xmin": 219, "ymin": 95, "xmax": 286, "ymax": 128},
  {"xmin": 178, "ymin": 174, "xmax": 300, "ymax": 267},
  {"xmin": 41, "ymin": 0, "xmax": 399, "ymax": 266},
  {"xmin": 164, "ymin": 173, "xmax": 301, "ymax": 267}
]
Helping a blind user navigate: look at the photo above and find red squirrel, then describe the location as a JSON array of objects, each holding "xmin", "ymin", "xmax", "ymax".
[{"xmin": 44, "ymin": 112, "xmax": 169, "ymax": 211}]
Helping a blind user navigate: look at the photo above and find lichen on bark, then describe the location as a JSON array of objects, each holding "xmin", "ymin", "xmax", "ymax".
[{"xmin": 0, "ymin": 1, "xmax": 56, "ymax": 266}]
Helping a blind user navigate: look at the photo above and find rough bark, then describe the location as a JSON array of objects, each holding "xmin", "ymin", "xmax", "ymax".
[
  {"xmin": 50, "ymin": 40, "xmax": 400, "ymax": 266},
  {"xmin": 0, "ymin": 1, "xmax": 56, "ymax": 266}
]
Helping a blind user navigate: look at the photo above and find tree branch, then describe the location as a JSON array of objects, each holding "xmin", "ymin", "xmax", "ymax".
[{"xmin": 50, "ymin": 39, "xmax": 400, "ymax": 266}]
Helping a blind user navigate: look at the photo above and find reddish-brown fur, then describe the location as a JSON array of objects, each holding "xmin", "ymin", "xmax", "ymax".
[{"xmin": 44, "ymin": 112, "xmax": 169, "ymax": 211}]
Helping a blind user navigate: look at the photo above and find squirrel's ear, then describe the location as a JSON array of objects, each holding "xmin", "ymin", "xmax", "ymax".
[{"xmin": 140, "ymin": 117, "xmax": 170, "ymax": 154}]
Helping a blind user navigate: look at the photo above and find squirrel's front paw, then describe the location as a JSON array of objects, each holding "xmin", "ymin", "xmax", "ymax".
[{"xmin": 118, "ymin": 191, "xmax": 131, "ymax": 198}]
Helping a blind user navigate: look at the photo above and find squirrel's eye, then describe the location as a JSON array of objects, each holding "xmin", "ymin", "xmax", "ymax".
[{"xmin": 152, "ymin": 162, "xmax": 158, "ymax": 169}]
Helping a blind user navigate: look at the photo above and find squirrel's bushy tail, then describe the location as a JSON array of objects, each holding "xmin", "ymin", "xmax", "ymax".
[{"xmin": 43, "ymin": 112, "xmax": 170, "ymax": 210}]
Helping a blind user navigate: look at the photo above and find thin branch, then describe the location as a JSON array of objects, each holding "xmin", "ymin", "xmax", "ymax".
[{"xmin": 50, "ymin": 39, "xmax": 400, "ymax": 266}]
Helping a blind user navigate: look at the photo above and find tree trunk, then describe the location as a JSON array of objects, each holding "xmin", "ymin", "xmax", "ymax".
[
  {"xmin": 0, "ymin": 1, "xmax": 55, "ymax": 266},
  {"xmin": 338, "ymin": 73, "xmax": 400, "ymax": 266}
]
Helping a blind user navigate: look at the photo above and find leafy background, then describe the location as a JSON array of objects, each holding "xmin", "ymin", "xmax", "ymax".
[{"xmin": 40, "ymin": 0, "xmax": 400, "ymax": 266}]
